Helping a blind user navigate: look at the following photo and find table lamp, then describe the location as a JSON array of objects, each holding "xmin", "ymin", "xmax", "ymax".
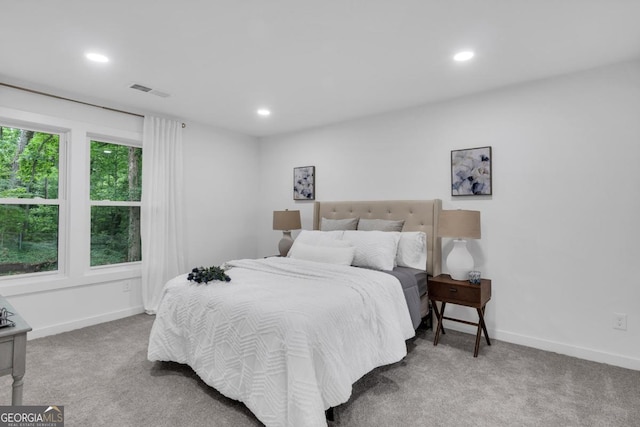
[
  {"xmin": 437, "ymin": 209, "xmax": 481, "ymax": 281},
  {"xmin": 273, "ymin": 209, "xmax": 302, "ymax": 256}
]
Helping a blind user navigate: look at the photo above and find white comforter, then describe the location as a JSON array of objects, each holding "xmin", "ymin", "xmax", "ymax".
[{"xmin": 147, "ymin": 257, "xmax": 414, "ymax": 427}]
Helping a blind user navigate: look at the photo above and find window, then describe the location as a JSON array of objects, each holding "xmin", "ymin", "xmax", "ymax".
[
  {"xmin": 89, "ymin": 140, "xmax": 142, "ymax": 267},
  {"xmin": 0, "ymin": 125, "xmax": 62, "ymax": 277}
]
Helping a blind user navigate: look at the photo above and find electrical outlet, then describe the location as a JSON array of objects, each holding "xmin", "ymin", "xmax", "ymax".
[
  {"xmin": 122, "ymin": 281, "xmax": 131, "ymax": 293},
  {"xmin": 613, "ymin": 313, "xmax": 627, "ymax": 331}
]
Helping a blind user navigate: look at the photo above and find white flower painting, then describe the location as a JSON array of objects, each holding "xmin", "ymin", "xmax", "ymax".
[
  {"xmin": 451, "ymin": 147, "xmax": 492, "ymax": 196},
  {"xmin": 293, "ymin": 166, "xmax": 315, "ymax": 200}
]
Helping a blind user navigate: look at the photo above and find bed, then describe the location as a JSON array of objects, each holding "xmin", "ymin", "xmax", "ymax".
[
  {"xmin": 314, "ymin": 199, "xmax": 442, "ymax": 324},
  {"xmin": 148, "ymin": 199, "xmax": 442, "ymax": 427}
]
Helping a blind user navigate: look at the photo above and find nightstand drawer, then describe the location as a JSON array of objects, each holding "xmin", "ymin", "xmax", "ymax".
[
  {"xmin": 429, "ymin": 282, "xmax": 479, "ymax": 303},
  {"xmin": 428, "ymin": 274, "xmax": 491, "ymax": 307}
]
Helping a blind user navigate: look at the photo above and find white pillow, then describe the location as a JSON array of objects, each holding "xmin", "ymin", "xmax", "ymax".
[
  {"xmin": 288, "ymin": 242, "xmax": 355, "ymax": 266},
  {"xmin": 396, "ymin": 232, "xmax": 427, "ymax": 270},
  {"xmin": 342, "ymin": 230, "xmax": 400, "ymax": 271},
  {"xmin": 293, "ymin": 230, "xmax": 346, "ymax": 246},
  {"xmin": 288, "ymin": 230, "xmax": 351, "ymax": 257}
]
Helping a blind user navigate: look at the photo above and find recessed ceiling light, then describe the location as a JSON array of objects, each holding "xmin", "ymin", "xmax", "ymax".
[
  {"xmin": 453, "ymin": 51, "xmax": 475, "ymax": 62},
  {"xmin": 86, "ymin": 52, "xmax": 109, "ymax": 63},
  {"xmin": 257, "ymin": 108, "xmax": 271, "ymax": 117}
]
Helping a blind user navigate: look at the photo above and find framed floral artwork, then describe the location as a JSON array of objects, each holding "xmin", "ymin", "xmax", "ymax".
[
  {"xmin": 451, "ymin": 146, "xmax": 492, "ymax": 196},
  {"xmin": 293, "ymin": 166, "xmax": 315, "ymax": 200}
]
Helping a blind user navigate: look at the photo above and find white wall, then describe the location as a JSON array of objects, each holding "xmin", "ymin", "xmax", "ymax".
[
  {"xmin": 181, "ymin": 122, "xmax": 260, "ymax": 267},
  {"xmin": 257, "ymin": 59, "xmax": 640, "ymax": 370},
  {"xmin": 0, "ymin": 86, "xmax": 260, "ymax": 338}
]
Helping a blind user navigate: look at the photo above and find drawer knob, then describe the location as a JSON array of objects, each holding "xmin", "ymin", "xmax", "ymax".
[{"xmin": 449, "ymin": 287, "xmax": 458, "ymax": 292}]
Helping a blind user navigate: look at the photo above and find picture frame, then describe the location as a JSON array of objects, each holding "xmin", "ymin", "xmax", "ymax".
[
  {"xmin": 293, "ymin": 166, "xmax": 315, "ymax": 200},
  {"xmin": 451, "ymin": 146, "xmax": 492, "ymax": 196}
]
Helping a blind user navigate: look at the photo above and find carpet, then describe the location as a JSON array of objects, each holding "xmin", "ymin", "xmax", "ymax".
[{"xmin": 1, "ymin": 314, "xmax": 638, "ymax": 426}]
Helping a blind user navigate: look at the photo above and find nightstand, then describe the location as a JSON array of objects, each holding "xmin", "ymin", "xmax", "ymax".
[
  {"xmin": 428, "ymin": 274, "xmax": 491, "ymax": 357},
  {"xmin": 0, "ymin": 296, "xmax": 32, "ymax": 404}
]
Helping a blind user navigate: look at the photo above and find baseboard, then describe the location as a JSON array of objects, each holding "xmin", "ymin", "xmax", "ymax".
[
  {"xmin": 442, "ymin": 323, "xmax": 640, "ymax": 371},
  {"xmin": 27, "ymin": 306, "xmax": 146, "ymax": 340}
]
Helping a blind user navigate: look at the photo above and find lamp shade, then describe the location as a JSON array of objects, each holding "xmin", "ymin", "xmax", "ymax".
[
  {"xmin": 438, "ymin": 210, "xmax": 481, "ymax": 239},
  {"xmin": 273, "ymin": 210, "xmax": 301, "ymax": 231}
]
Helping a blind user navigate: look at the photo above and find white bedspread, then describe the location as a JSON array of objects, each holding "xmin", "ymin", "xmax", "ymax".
[{"xmin": 147, "ymin": 257, "xmax": 414, "ymax": 427}]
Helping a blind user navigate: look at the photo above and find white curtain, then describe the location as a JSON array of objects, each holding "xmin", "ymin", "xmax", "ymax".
[{"xmin": 141, "ymin": 116, "xmax": 186, "ymax": 314}]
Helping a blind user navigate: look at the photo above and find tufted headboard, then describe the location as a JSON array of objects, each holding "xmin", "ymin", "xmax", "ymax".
[{"xmin": 313, "ymin": 200, "xmax": 442, "ymax": 277}]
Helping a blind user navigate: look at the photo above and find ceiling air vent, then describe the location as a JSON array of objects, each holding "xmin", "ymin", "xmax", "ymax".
[
  {"xmin": 130, "ymin": 83, "xmax": 152, "ymax": 92},
  {"xmin": 129, "ymin": 83, "xmax": 170, "ymax": 98}
]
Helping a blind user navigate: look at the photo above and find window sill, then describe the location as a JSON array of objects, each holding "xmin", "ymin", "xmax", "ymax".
[{"xmin": 0, "ymin": 264, "xmax": 142, "ymax": 297}]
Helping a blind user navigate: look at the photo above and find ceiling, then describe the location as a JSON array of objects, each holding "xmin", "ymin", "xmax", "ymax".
[{"xmin": 2, "ymin": 1, "xmax": 640, "ymax": 137}]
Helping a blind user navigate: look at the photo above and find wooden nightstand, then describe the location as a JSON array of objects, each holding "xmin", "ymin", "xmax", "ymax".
[{"xmin": 428, "ymin": 274, "xmax": 491, "ymax": 357}]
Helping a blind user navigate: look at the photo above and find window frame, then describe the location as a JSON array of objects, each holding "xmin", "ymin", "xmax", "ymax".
[
  {"xmin": 87, "ymin": 137, "xmax": 142, "ymax": 270},
  {"xmin": 0, "ymin": 119, "xmax": 68, "ymax": 280},
  {"xmin": 0, "ymin": 106, "xmax": 143, "ymax": 296}
]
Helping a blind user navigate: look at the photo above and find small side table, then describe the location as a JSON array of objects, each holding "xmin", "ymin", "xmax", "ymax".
[
  {"xmin": 0, "ymin": 296, "xmax": 32, "ymax": 405},
  {"xmin": 428, "ymin": 274, "xmax": 491, "ymax": 357}
]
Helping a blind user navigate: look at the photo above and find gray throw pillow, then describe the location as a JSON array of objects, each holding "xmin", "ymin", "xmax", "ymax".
[
  {"xmin": 320, "ymin": 217, "xmax": 359, "ymax": 231},
  {"xmin": 357, "ymin": 218, "xmax": 405, "ymax": 232}
]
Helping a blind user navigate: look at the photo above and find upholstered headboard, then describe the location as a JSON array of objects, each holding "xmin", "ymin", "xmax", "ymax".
[{"xmin": 313, "ymin": 200, "xmax": 442, "ymax": 277}]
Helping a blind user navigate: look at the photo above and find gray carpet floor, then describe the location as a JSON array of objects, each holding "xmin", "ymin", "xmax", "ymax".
[{"xmin": 1, "ymin": 314, "xmax": 638, "ymax": 426}]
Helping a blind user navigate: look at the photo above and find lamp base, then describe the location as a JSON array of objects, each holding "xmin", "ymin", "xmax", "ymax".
[
  {"xmin": 278, "ymin": 231, "xmax": 294, "ymax": 257},
  {"xmin": 446, "ymin": 239, "xmax": 474, "ymax": 281}
]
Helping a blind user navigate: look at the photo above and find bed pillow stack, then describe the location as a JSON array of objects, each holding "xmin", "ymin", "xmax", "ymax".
[{"xmin": 287, "ymin": 226, "xmax": 427, "ymax": 271}]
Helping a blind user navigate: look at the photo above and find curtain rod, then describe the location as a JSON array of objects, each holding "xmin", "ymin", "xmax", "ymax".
[{"xmin": 0, "ymin": 82, "xmax": 186, "ymax": 128}]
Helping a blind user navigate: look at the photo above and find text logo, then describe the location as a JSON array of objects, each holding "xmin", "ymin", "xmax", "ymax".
[{"xmin": 0, "ymin": 405, "xmax": 64, "ymax": 427}]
